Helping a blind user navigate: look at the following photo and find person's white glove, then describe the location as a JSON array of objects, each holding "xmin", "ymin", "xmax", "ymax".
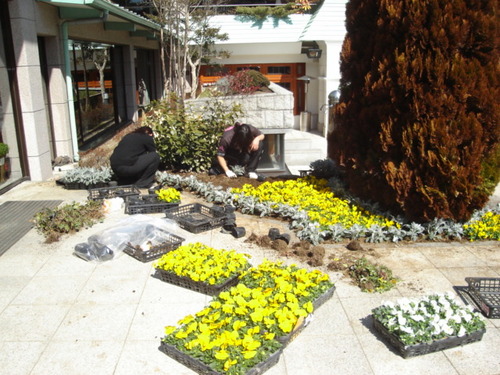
[{"xmin": 225, "ymin": 170, "xmax": 237, "ymax": 178}]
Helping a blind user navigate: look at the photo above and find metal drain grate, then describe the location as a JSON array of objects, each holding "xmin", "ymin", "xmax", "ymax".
[{"xmin": 0, "ymin": 200, "xmax": 62, "ymax": 256}]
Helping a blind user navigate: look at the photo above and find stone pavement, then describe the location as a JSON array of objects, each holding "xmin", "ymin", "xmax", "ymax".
[{"xmin": 0, "ymin": 180, "xmax": 499, "ymax": 375}]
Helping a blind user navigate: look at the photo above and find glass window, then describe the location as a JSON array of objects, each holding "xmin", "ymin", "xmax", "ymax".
[
  {"xmin": 204, "ymin": 65, "xmax": 230, "ymax": 76},
  {"xmin": 267, "ymin": 66, "xmax": 291, "ymax": 75},
  {"xmin": 70, "ymin": 41, "xmax": 116, "ymax": 146},
  {"xmin": 257, "ymin": 133, "xmax": 285, "ymax": 172},
  {"xmin": 236, "ymin": 66, "xmax": 260, "ymax": 72}
]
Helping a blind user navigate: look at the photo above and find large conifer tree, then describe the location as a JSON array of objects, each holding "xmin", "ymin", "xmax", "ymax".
[{"xmin": 328, "ymin": 0, "xmax": 499, "ymax": 222}]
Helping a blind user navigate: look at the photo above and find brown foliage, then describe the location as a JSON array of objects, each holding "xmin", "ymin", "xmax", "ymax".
[{"xmin": 328, "ymin": 0, "xmax": 499, "ymax": 222}]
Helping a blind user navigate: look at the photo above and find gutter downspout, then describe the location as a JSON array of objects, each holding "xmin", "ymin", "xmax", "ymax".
[{"xmin": 61, "ymin": 10, "xmax": 109, "ymax": 162}]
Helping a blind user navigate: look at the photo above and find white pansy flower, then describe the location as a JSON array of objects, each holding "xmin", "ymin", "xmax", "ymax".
[
  {"xmin": 462, "ymin": 312, "xmax": 472, "ymax": 322},
  {"xmin": 442, "ymin": 324, "xmax": 454, "ymax": 336},
  {"xmin": 412, "ymin": 314, "xmax": 425, "ymax": 322},
  {"xmin": 457, "ymin": 326, "xmax": 467, "ymax": 337},
  {"xmin": 399, "ymin": 325, "xmax": 414, "ymax": 335},
  {"xmin": 397, "ymin": 313, "xmax": 407, "ymax": 326}
]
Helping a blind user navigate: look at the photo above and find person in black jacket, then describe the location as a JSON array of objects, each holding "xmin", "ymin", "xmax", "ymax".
[
  {"xmin": 210, "ymin": 122, "xmax": 265, "ymax": 179},
  {"xmin": 110, "ymin": 126, "xmax": 160, "ymax": 188}
]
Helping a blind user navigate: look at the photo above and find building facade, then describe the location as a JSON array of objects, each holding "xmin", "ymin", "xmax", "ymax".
[
  {"xmin": 200, "ymin": 0, "xmax": 348, "ymax": 135},
  {"xmin": 0, "ymin": 0, "xmax": 161, "ymax": 192}
]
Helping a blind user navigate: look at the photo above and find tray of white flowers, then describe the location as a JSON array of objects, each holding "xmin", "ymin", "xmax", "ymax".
[
  {"xmin": 372, "ymin": 293, "xmax": 486, "ymax": 358},
  {"xmin": 465, "ymin": 277, "xmax": 500, "ymax": 318}
]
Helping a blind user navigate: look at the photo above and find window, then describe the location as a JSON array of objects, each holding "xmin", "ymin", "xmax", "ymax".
[
  {"xmin": 257, "ymin": 133, "xmax": 285, "ymax": 172},
  {"xmin": 70, "ymin": 41, "xmax": 116, "ymax": 145},
  {"xmin": 236, "ymin": 66, "xmax": 260, "ymax": 72},
  {"xmin": 267, "ymin": 66, "xmax": 290, "ymax": 75}
]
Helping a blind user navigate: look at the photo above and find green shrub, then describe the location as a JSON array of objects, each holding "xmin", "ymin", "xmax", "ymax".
[
  {"xmin": 245, "ymin": 69, "xmax": 270, "ymax": 88},
  {"xmin": 144, "ymin": 98, "xmax": 243, "ymax": 172},
  {"xmin": 0, "ymin": 142, "xmax": 8, "ymax": 157}
]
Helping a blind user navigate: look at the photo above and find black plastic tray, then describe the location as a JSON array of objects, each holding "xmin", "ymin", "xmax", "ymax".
[
  {"xmin": 373, "ymin": 318, "xmax": 485, "ymax": 358},
  {"xmin": 164, "ymin": 203, "xmax": 227, "ymax": 233},
  {"xmin": 153, "ymin": 268, "xmax": 240, "ymax": 296},
  {"xmin": 123, "ymin": 230, "xmax": 185, "ymax": 262},
  {"xmin": 159, "ymin": 341, "xmax": 282, "ymax": 375},
  {"xmin": 88, "ymin": 185, "xmax": 141, "ymax": 200},
  {"xmin": 125, "ymin": 195, "xmax": 180, "ymax": 214},
  {"xmin": 466, "ymin": 277, "xmax": 500, "ymax": 318}
]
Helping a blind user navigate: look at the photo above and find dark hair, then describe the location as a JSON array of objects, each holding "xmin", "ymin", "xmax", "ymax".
[
  {"xmin": 133, "ymin": 126, "xmax": 154, "ymax": 136},
  {"xmin": 231, "ymin": 123, "xmax": 253, "ymax": 151}
]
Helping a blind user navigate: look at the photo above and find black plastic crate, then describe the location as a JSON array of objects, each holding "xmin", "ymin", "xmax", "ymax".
[
  {"xmin": 123, "ymin": 230, "xmax": 184, "ymax": 262},
  {"xmin": 88, "ymin": 185, "xmax": 141, "ymax": 200},
  {"xmin": 153, "ymin": 268, "xmax": 240, "ymax": 296},
  {"xmin": 373, "ymin": 318, "xmax": 485, "ymax": 358},
  {"xmin": 466, "ymin": 277, "xmax": 500, "ymax": 318},
  {"xmin": 159, "ymin": 341, "xmax": 282, "ymax": 375},
  {"xmin": 64, "ymin": 182, "xmax": 108, "ymax": 190},
  {"xmin": 125, "ymin": 195, "xmax": 180, "ymax": 215},
  {"xmin": 164, "ymin": 203, "xmax": 227, "ymax": 233}
]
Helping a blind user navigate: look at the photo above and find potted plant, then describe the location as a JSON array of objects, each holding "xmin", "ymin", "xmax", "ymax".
[
  {"xmin": 59, "ymin": 166, "xmax": 113, "ymax": 189},
  {"xmin": 0, "ymin": 142, "xmax": 9, "ymax": 166}
]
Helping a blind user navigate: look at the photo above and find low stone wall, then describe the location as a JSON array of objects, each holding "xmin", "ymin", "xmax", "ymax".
[{"xmin": 185, "ymin": 83, "xmax": 294, "ymax": 130}]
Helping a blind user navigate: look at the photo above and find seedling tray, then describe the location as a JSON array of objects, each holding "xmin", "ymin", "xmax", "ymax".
[
  {"xmin": 64, "ymin": 182, "xmax": 108, "ymax": 190},
  {"xmin": 466, "ymin": 277, "xmax": 500, "ymax": 318},
  {"xmin": 159, "ymin": 341, "xmax": 282, "ymax": 375},
  {"xmin": 88, "ymin": 185, "xmax": 141, "ymax": 200},
  {"xmin": 123, "ymin": 230, "xmax": 185, "ymax": 262},
  {"xmin": 125, "ymin": 195, "xmax": 180, "ymax": 215},
  {"xmin": 153, "ymin": 268, "xmax": 240, "ymax": 296},
  {"xmin": 164, "ymin": 203, "xmax": 227, "ymax": 233},
  {"xmin": 373, "ymin": 318, "xmax": 485, "ymax": 358}
]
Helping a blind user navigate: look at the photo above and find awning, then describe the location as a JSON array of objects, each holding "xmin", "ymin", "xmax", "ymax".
[{"xmin": 38, "ymin": 0, "xmax": 161, "ymax": 40}]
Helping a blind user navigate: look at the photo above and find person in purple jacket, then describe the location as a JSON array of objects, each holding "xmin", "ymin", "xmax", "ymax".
[
  {"xmin": 210, "ymin": 122, "xmax": 265, "ymax": 179},
  {"xmin": 110, "ymin": 126, "xmax": 160, "ymax": 188}
]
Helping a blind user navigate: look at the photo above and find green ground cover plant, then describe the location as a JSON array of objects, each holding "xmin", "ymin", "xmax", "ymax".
[
  {"xmin": 156, "ymin": 171, "xmax": 500, "ymax": 244},
  {"xmin": 34, "ymin": 200, "xmax": 105, "ymax": 243}
]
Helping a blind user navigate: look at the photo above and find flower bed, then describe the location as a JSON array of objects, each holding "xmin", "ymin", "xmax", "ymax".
[
  {"xmin": 160, "ymin": 260, "xmax": 334, "ymax": 373},
  {"xmin": 372, "ymin": 293, "xmax": 486, "ymax": 358},
  {"xmin": 232, "ymin": 177, "xmax": 397, "ymax": 230},
  {"xmin": 156, "ymin": 172, "xmax": 500, "ymax": 244},
  {"xmin": 153, "ymin": 243, "xmax": 251, "ymax": 295}
]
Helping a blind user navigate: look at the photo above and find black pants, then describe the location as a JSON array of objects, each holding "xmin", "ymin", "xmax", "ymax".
[
  {"xmin": 212, "ymin": 143, "xmax": 264, "ymax": 174},
  {"xmin": 111, "ymin": 152, "xmax": 160, "ymax": 188}
]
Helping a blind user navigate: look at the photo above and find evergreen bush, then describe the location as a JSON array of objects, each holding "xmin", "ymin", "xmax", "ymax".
[
  {"xmin": 328, "ymin": 0, "xmax": 499, "ymax": 222},
  {"xmin": 143, "ymin": 98, "xmax": 243, "ymax": 172}
]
